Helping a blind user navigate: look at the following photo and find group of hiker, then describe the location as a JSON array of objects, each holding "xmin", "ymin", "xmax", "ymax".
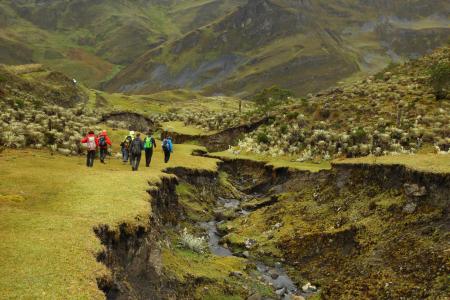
[{"xmin": 80, "ymin": 130, "xmax": 173, "ymax": 170}]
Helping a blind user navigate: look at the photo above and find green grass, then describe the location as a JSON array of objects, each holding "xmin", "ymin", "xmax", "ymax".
[
  {"xmin": 334, "ymin": 154, "xmax": 450, "ymax": 174},
  {"xmin": 210, "ymin": 151, "xmax": 331, "ymax": 172},
  {"xmin": 162, "ymin": 121, "xmax": 218, "ymax": 135},
  {"xmin": 0, "ymin": 143, "xmax": 219, "ymax": 299}
]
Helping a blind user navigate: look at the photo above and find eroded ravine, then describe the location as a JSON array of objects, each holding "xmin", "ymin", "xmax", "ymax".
[{"xmin": 94, "ymin": 157, "xmax": 450, "ymax": 299}]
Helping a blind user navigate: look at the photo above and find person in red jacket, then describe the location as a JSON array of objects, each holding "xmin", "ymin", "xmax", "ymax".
[
  {"xmin": 97, "ymin": 130, "xmax": 112, "ymax": 164},
  {"xmin": 81, "ymin": 131, "xmax": 98, "ymax": 168}
]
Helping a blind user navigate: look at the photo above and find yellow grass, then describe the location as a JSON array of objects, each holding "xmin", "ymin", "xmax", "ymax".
[
  {"xmin": 210, "ymin": 151, "xmax": 331, "ymax": 172},
  {"xmin": 333, "ymin": 154, "xmax": 450, "ymax": 174},
  {"xmin": 161, "ymin": 121, "xmax": 217, "ymax": 136},
  {"xmin": 0, "ymin": 144, "xmax": 219, "ymax": 299}
]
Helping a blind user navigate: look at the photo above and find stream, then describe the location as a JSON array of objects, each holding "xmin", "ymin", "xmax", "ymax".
[{"xmin": 199, "ymin": 195, "xmax": 312, "ymax": 300}]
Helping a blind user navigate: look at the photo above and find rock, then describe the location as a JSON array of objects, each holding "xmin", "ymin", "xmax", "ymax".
[
  {"xmin": 275, "ymin": 262, "xmax": 282, "ymax": 269},
  {"xmin": 269, "ymin": 269, "xmax": 279, "ymax": 279},
  {"xmin": 403, "ymin": 202, "xmax": 417, "ymax": 214},
  {"xmin": 275, "ymin": 287, "xmax": 286, "ymax": 296},
  {"xmin": 229, "ymin": 271, "xmax": 243, "ymax": 278},
  {"xmin": 272, "ymin": 222, "xmax": 283, "ymax": 230},
  {"xmin": 247, "ymin": 293, "xmax": 262, "ymax": 300},
  {"xmin": 301, "ymin": 282, "xmax": 317, "ymax": 293},
  {"xmin": 243, "ymin": 251, "xmax": 250, "ymax": 258},
  {"xmin": 404, "ymin": 183, "xmax": 427, "ymax": 197}
]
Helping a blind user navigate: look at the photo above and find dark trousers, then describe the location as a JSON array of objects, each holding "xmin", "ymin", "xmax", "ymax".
[
  {"xmin": 121, "ymin": 147, "xmax": 129, "ymax": 162},
  {"xmin": 86, "ymin": 150, "xmax": 96, "ymax": 167},
  {"xmin": 145, "ymin": 148, "xmax": 153, "ymax": 167},
  {"xmin": 131, "ymin": 153, "xmax": 142, "ymax": 171},
  {"xmin": 164, "ymin": 150, "xmax": 171, "ymax": 163},
  {"xmin": 99, "ymin": 148, "xmax": 108, "ymax": 162}
]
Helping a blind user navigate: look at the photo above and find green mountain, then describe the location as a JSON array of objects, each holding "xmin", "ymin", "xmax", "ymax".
[
  {"xmin": 105, "ymin": 0, "xmax": 450, "ymax": 96},
  {"xmin": 0, "ymin": 0, "xmax": 449, "ymax": 95}
]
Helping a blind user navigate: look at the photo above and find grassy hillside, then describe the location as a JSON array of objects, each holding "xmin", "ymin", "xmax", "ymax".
[{"xmin": 0, "ymin": 142, "xmax": 219, "ymax": 299}]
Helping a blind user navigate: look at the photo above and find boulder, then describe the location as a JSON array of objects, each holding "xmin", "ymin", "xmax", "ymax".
[
  {"xmin": 302, "ymin": 282, "xmax": 317, "ymax": 293},
  {"xmin": 403, "ymin": 202, "xmax": 417, "ymax": 214},
  {"xmin": 404, "ymin": 183, "xmax": 427, "ymax": 197}
]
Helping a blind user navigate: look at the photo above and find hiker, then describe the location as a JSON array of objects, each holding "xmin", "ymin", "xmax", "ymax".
[
  {"xmin": 162, "ymin": 136, "xmax": 173, "ymax": 163},
  {"xmin": 98, "ymin": 130, "xmax": 112, "ymax": 164},
  {"xmin": 120, "ymin": 131, "xmax": 134, "ymax": 163},
  {"xmin": 143, "ymin": 131, "xmax": 157, "ymax": 167},
  {"xmin": 81, "ymin": 131, "xmax": 98, "ymax": 168},
  {"xmin": 130, "ymin": 133, "xmax": 144, "ymax": 171}
]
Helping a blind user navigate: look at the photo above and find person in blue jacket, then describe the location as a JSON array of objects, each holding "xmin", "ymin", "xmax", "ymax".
[{"xmin": 162, "ymin": 136, "xmax": 173, "ymax": 163}]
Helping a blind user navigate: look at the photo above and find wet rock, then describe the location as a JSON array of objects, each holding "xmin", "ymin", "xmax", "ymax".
[
  {"xmin": 403, "ymin": 202, "xmax": 417, "ymax": 214},
  {"xmin": 301, "ymin": 282, "xmax": 317, "ymax": 293},
  {"xmin": 404, "ymin": 183, "xmax": 427, "ymax": 197},
  {"xmin": 243, "ymin": 250, "xmax": 250, "ymax": 258},
  {"xmin": 275, "ymin": 287, "xmax": 286, "ymax": 296},
  {"xmin": 247, "ymin": 293, "xmax": 262, "ymax": 300},
  {"xmin": 269, "ymin": 269, "xmax": 279, "ymax": 279}
]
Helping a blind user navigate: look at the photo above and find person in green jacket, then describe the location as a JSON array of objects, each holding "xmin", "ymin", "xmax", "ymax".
[{"xmin": 143, "ymin": 131, "xmax": 157, "ymax": 167}]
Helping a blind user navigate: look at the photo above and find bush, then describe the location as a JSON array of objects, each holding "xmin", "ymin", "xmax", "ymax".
[
  {"xmin": 254, "ymin": 85, "xmax": 295, "ymax": 111},
  {"xmin": 257, "ymin": 132, "xmax": 270, "ymax": 144},
  {"xmin": 429, "ymin": 62, "xmax": 450, "ymax": 100},
  {"xmin": 351, "ymin": 127, "xmax": 368, "ymax": 144},
  {"xmin": 179, "ymin": 228, "xmax": 207, "ymax": 254}
]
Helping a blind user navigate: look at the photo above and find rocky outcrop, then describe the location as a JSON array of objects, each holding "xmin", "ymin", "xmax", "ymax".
[{"xmin": 101, "ymin": 111, "xmax": 158, "ymax": 132}]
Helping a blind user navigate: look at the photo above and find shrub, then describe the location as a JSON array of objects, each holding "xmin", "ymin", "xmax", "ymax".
[
  {"xmin": 179, "ymin": 228, "xmax": 207, "ymax": 254},
  {"xmin": 257, "ymin": 132, "xmax": 270, "ymax": 144},
  {"xmin": 429, "ymin": 62, "xmax": 450, "ymax": 100},
  {"xmin": 254, "ymin": 85, "xmax": 295, "ymax": 111}
]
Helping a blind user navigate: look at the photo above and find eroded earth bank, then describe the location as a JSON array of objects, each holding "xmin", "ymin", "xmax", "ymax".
[{"xmin": 95, "ymin": 157, "xmax": 449, "ymax": 300}]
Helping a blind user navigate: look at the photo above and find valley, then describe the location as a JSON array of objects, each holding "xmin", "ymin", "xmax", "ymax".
[{"xmin": 0, "ymin": 1, "xmax": 449, "ymax": 299}]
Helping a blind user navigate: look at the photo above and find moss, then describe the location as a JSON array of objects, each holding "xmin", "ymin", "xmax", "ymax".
[
  {"xmin": 162, "ymin": 247, "xmax": 247, "ymax": 296},
  {"xmin": 177, "ymin": 183, "xmax": 213, "ymax": 222}
]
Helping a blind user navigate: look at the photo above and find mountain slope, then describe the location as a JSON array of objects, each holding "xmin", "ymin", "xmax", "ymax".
[
  {"xmin": 106, "ymin": 0, "xmax": 450, "ymax": 96},
  {"xmin": 0, "ymin": 0, "xmax": 448, "ymax": 94}
]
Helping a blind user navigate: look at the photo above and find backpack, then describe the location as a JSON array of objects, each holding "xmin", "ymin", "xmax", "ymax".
[
  {"xmin": 87, "ymin": 136, "xmax": 96, "ymax": 151},
  {"xmin": 162, "ymin": 139, "xmax": 169, "ymax": 151},
  {"xmin": 131, "ymin": 138, "xmax": 142, "ymax": 155},
  {"xmin": 123, "ymin": 136, "xmax": 132, "ymax": 149},
  {"xmin": 99, "ymin": 136, "xmax": 107, "ymax": 148},
  {"xmin": 144, "ymin": 137, "xmax": 153, "ymax": 149}
]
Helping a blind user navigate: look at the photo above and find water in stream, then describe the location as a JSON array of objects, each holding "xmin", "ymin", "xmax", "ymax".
[{"xmin": 199, "ymin": 195, "xmax": 311, "ymax": 299}]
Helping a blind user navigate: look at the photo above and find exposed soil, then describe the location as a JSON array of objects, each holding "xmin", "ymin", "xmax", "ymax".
[
  {"xmin": 162, "ymin": 117, "xmax": 270, "ymax": 152},
  {"xmin": 95, "ymin": 157, "xmax": 449, "ymax": 299},
  {"xmin": 101, "ymin": 111, "xmax": 158, "ymax": 133}
]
